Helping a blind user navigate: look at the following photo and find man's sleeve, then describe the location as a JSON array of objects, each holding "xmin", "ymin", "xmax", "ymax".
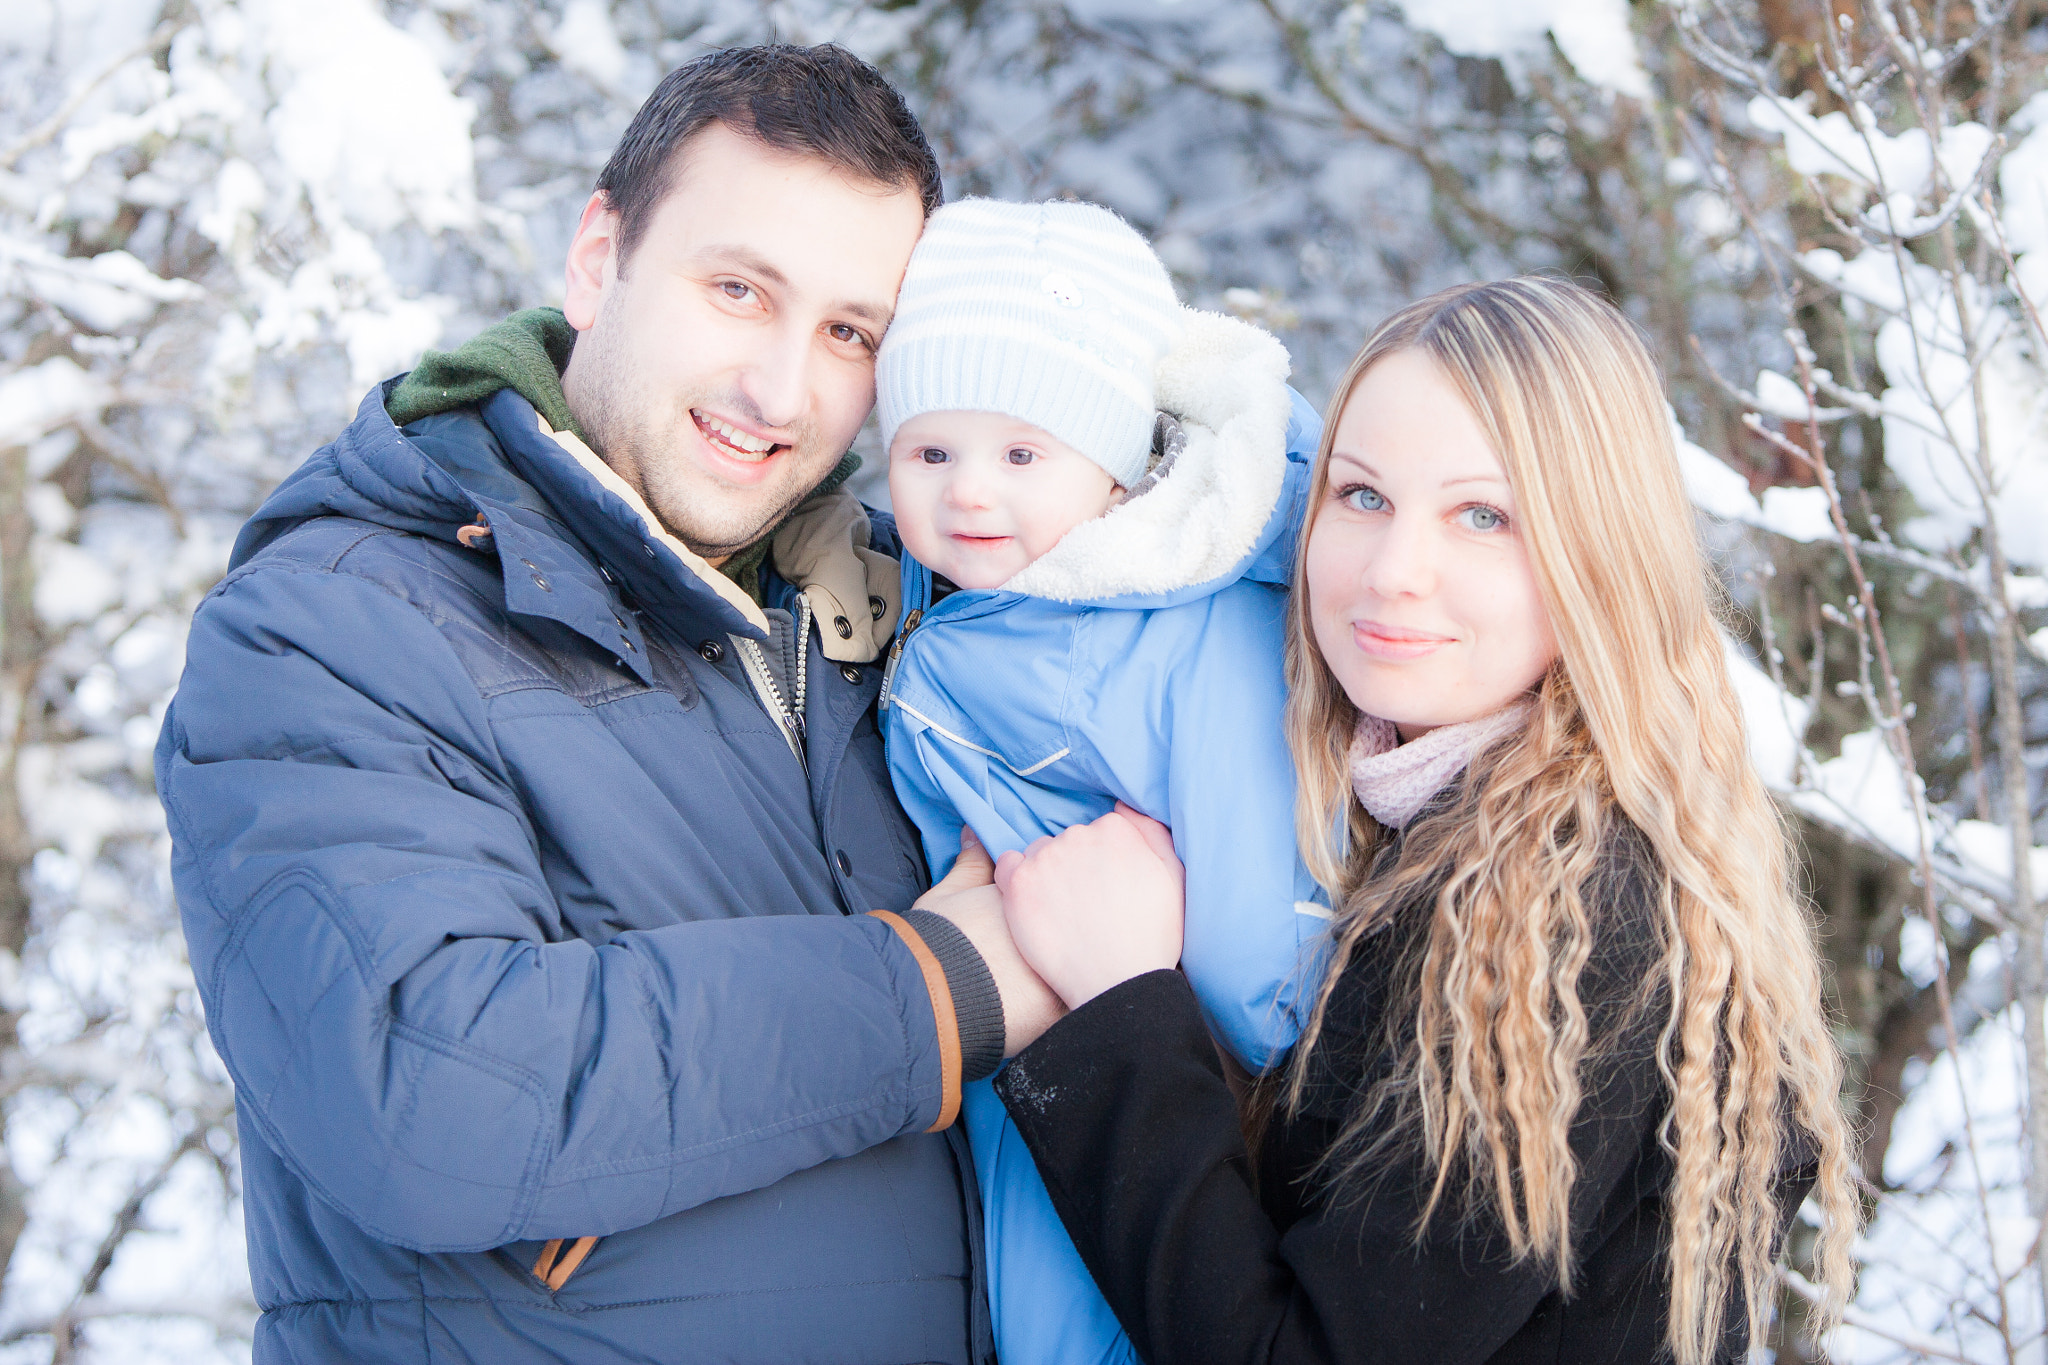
[{"xmin": 159, "ymin": 561, "xmax": 981, "ymax": 1254}]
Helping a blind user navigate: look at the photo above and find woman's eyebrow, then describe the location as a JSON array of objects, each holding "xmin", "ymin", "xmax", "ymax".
[{"xmin": 1330, "ymin": 452, "xmax": 1505, "ymax": 489}]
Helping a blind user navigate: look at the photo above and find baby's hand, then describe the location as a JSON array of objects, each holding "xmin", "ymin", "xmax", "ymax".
[
  {"xmin": 995, "ymin": 805, "xmax": 1185, "ymax": 1010},
  {"xmin": 914, "ymin": 826, "xmax": 995, "ymax": 904}
]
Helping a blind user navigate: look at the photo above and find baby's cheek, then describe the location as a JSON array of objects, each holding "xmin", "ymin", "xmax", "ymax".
[{"xmin": 888, "ymin": 484, "xmax": 939, "ymax": 559}]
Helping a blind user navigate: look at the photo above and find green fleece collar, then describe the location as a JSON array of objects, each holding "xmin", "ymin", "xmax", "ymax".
[
  {"xmin": 386, "ymin": 307, "xmax": 858, "ymax": 603},
  {"xmin": 388, "ymin": 307, "xmax": 584, "ymax": 442}
]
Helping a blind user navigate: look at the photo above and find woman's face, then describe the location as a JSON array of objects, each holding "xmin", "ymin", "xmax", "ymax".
[{"xmin": 1305, "ymin": 350, "xmax": 1559, "ymax": 741}]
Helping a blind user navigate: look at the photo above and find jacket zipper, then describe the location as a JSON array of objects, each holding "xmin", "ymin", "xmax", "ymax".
[
  {"xmin": 876, "ymin": 607, "xmax": 922, "ymax": 713},
  {"xmin": 733, "ymin": 596, "xmax": 812, "ymax": 772}
]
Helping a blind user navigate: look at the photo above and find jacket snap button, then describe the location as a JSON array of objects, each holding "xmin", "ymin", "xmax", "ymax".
[
  {"xmin": 835, "ymin": 850, "xmax": 853, "ymax": 877},
  {"xmin": 622, "ymin": 637, "xmax": 636, "ymax": 652},
  {"xmin": 520, "ymin": 558, "xmax": 538, "ymax": 569},
  {"xmin": 869, "ymin": 595, "xmax": 886, "ymax": 621},
  {"xmin": 834, "ymin": 615, "xmax": 852, "ymax": 640},
  {"xmin": 840, "ymin": 664, "xmax": 861, "ymax": 684},
  {"xmin": 698, "ymin": 640, "xmax": 724, "ymax": 662},
  {"xmin": 532, "ymin": 573, "xmax": 550, "ymax": 591}
]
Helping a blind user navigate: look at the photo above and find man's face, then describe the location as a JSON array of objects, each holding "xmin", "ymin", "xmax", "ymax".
[{"xmin": 560, "ymin": 123, "xmax": 926, "ymax": 561}]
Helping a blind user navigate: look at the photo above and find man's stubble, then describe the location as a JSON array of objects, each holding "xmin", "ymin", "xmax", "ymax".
[{"xmin": 566, "ymin": 285, "xmax": 837, "ymax": 561}]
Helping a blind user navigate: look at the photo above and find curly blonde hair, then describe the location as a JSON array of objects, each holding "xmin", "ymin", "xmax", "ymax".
[{"xmin": 1283, "ymin": 277, "xmax": 1857, "ymax": 1363}]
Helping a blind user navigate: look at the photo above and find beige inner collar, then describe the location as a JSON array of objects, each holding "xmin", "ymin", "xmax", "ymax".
[{"xmin": 533, "ymin": 411, "xmax": 770, "ymax": 635}]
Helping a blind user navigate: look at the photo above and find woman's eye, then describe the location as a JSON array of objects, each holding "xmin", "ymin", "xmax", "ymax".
[
  {"xmin": 1339, "ymin": 485, "xmax": 1386, "ymax": 512},
  {"xmin": 1005, "ymin": 448, "xmax": 1036, "ymax": 466},
  {"xmin": 1460, "ymin": 504, "xmax": 1507, "ymax": 532},
  {"xmin": 828, "ymin": 323, "xmax": 872, "ymax": 349},
  {"xmin": 719, "ymin": 281, "xmax": 753, "ymax": 302},
  {"xmin": 918, "ymin": 447, "xmax": 949, "ymax": 465}
]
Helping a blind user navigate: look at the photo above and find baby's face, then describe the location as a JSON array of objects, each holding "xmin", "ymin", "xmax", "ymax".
[{"xmin": 888, "ymin": 411, "xmax": 1120, "ymax": 589}]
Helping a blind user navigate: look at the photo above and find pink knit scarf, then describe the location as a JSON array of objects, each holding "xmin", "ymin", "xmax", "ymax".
[{"xmin": 1348, "ymin": 699, "xmax": 1535, "ymax": 829}]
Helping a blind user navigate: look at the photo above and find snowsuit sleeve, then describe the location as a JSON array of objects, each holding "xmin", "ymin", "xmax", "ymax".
[
  {"xmin": 1058, "ymin": 588, "xmax": 1323, "ymax": 1068},
  {"xmin": 159, "ymin": 560, "xmax": 954, "ymax": 1254}
]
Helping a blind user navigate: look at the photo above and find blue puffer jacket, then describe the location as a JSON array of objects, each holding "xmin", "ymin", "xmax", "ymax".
[
  {"xmin": 157, "ymin": 383, "xmax": 994, "ymax": 1363},
  {"xmin": 881, "ymin": 311, "xmax": 1328, "ymax": 1365}
]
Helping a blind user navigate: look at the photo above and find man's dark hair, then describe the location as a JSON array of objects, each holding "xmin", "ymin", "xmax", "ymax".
[{"xmin": 595, "ymin": 44, "xmax": 942, "ymax": 263}]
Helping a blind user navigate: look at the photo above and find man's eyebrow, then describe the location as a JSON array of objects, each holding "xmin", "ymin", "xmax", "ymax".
[
  {"xmin": 692, "ymin": 244, "xmax": 894, "ymax": 327},
  {"xmin": 695, "ymin": 244, "xmax": 789, "ymax": 288},
  {"xmin": 836, "ymin": 298, "xmax": 894, "ymax": 326}
]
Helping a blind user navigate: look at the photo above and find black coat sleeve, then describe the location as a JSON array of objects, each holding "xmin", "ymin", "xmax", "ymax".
[{"xmin": 995, "ymin": 841, "xmax": 1701, "ymax": 1365}]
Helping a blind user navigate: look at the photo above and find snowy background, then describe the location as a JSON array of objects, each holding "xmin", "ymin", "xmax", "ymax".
[{"xmin": 1, "ymin": 0, "xmax": 2043, "ymax": 1359}]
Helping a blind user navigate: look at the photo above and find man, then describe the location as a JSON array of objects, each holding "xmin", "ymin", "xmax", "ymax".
[{"xmin": 158, "ymin": 45, "xmax": 1049, "ymax": 1364}]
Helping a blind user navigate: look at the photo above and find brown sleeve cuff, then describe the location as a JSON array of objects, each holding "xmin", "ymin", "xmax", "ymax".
[{"xmin": 869, "ymin": 909, "xmax": 964, "ymax": 1130}]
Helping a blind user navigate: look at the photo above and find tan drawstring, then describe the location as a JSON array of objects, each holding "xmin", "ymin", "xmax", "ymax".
[{"xmin": 531, "ymin": 1235, "xmax": 599, "ymax": 1291}]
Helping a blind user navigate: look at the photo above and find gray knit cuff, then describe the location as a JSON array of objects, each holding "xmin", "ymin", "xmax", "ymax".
[{"xmin": 901, "ymin": 909, "xmax": 1005, "ymax": 1082}]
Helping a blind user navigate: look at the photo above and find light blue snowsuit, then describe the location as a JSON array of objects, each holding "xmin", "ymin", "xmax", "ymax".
[{"xmin": 882, "ymin": 310, "xmax": 1328, "ymax": 1365}]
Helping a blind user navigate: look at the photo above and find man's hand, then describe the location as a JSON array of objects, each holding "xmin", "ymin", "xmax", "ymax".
[
  {"xmin": 994, "ymin": 804, "xmax": 1185, "ymax": 1010},
  {"xmin": 915, "ymin": 829, "xmax": 1067, "ymax": 1055}
]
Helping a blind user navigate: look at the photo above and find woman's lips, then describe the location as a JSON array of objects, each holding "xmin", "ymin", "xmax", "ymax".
[{"xmin": 1352, "ymin": 620, "xmax": 1454, "ymax": 661}]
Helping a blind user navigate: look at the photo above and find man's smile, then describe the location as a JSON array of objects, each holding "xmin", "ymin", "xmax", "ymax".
[{"xmin": 692, "ymin": 407, "xmax": 787, "ymax": 463}]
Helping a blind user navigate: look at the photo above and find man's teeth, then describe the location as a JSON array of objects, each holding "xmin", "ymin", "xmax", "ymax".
[{"xmin": 698, "ymin": 412, "xmax": 777, "ymax": 458}]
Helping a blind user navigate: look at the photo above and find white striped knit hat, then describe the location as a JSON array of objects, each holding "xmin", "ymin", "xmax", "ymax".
[{"xmin": 877, "ymin": 198, "xmax": 1183, "ymax": 488}]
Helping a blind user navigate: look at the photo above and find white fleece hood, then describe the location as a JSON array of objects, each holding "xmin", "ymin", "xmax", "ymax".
[{"xmin": 999, "ymin": 306, "xmax": 1296, "ymax": 603}]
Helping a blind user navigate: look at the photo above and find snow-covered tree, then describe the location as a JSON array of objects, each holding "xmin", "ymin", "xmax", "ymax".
[{"xmin": 3, "ymin": 0, "xmax": 2043, "ymax": 1359}]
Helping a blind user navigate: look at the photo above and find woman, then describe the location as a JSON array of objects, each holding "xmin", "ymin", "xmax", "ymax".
[{"xmin": 984, "ymin": 277, "xmax": 1858, "ymax": 1363}]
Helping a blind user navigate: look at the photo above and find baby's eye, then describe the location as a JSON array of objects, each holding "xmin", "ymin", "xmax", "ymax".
[
  {"xmin": 1458, "ymin": 504, "xmax": 1507, "ymax": 532},
  {"xmin": 1005, "ymin": 448, "xmax": 1036, "ymax": 466},
  {"xmin": 1338, "ymin": 484, "xmax": 1386, "ymax": 513},
  {"xmin": 918, "ymin": 447, "xmax": 949, "ymax": 465}
]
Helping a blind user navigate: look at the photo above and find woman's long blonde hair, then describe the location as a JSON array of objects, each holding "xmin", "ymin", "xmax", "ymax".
[{"xmin": 1283, "ymin": 277, "xmax": 1856, "ymax": 1362}]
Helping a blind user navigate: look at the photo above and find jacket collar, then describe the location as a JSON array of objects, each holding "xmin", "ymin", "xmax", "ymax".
[
  {"xmin": 478, "ymin": 388, "xmax": 768, "ymax": 645},
  {"xmin": 232, "ymin": 382, "xmax": 773, "ymax": 690}
]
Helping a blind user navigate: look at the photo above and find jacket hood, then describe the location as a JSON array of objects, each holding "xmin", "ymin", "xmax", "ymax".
[
  {"xmin": 231, "ymin": 382, "xmax": 773, "ymax": 654},
  {"xmin": 234, "ymin": 379, "xmax": 482, "ymax": 567},
  {"xmin": 997, "ymin": 307, "xmax": 1308, "ymax": 608}
]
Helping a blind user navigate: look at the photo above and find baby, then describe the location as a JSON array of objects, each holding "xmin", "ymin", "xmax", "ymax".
[{"xmin": 875, "ymin": 198, "xmax": 1328, "ymax": 1365}]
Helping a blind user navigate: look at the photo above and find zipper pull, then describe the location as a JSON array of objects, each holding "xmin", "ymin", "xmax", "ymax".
[{"xmin": 877, "ymin": 607, "xmax": 922, "ymax": 712}]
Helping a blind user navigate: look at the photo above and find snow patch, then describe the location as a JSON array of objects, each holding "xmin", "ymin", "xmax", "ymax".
[
  {"xmin": 259, "ymin": 0, "xmax": 477, "ymax": 235},
  {"xmin": 0, "ymin": 357, "xmax": 109, "ymax": 448},
  {"xmin": 549, "ymin": 0, "xmax": 629, "ymax": 91},
  {"xmin": 1725, "ymin": 639, "xmax": 1810, "ymax": 788},
  {"xmin": 1388, "ymin": 0, "xmax": 1648, "ymax": 98}
]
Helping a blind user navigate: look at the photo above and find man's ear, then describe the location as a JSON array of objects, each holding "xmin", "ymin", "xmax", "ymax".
[{"xmin": 563, "ymin": 191, "xmax": 619, "ymax": 332}]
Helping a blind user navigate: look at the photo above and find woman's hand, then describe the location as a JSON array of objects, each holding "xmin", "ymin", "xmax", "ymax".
[
  {"xmin": 914, "ymin": 828, "xmax": 1068, "ymax": 1056},
  {"xmin": 995, "ymin": 804, "xmax": 1186, "ymax": 1010}
]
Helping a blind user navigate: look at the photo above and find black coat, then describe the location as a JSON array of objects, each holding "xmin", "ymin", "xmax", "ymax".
[{"xmin": 996, "ymin": 822, "xmax": 1815, "ymax": 1365}]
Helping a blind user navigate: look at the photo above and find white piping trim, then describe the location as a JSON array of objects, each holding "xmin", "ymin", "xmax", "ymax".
[
  {"xmin": 1293, "ymin": 901, "xmax": 1335, "ymax": 920},
  {"xmin": 893, "ymin": 696, "xmax": 1071, "ymax": 778}
]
